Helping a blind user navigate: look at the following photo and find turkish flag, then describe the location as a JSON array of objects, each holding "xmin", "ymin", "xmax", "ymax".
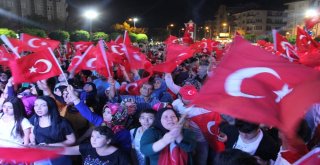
[
  {"xmin": 164, "ymin": 35, "xmax": 180, "ymax": 45},
  {"xmin": 123, "ymin": 31, "xmax": 131, "ymax": 46},
  {"xmin": 9, "ymin": 48, "xmax": 62, "ymax": 84},
  {"xmin": 67, "ymin": 45, "xmax": 96, "ymax": 73},
  {"xmin": 296, "ymin": 27, "xmax": 319, "ymax": 53},
  {"xmin": 72, "ymin": 41, "xmax": 93, "ymax": 53},
  {"xmin": 192, "ymin": 39, "xmax": 221, "ymax": 53},
  {"xmin": 294, "ymin": 147, "xmax": 320, "ymax": 164},
  {"xmin": 153, "ymin": 44, "xmax": 195, "ymax": 73},
  {"xmin": 20, "ymin": 33, "xmax": 60, "ymax": 52},
  {"xmin": 106, "ymin": 41, "xmax": 127, "ymax": 65},
  {"xmin": 273, "ymin": 30, "xmax": 299, "ymax": 62},
  {"xmin": 0, "ymin": 45, "xmax": 16, "ymax": 66},
  {"xmin": 192, "ymin": 37, "xmax": 320, "ymax": 137},
  {"xmin": 189, "ymin": 109, "xmax": 225, "ymax": 151},
  {"xmin": 121, "ymin": 44, "xmax": 148, "ymax": 70},
  {"xmin": 95, "ymin": 40, "xmax": 113, "ymax": 78},
  {"xmin": 7, "ymin": 38, "xmax": 29, "ymax": 54},
  {"xmin": 305, "ymin": 9, "xmax": 320, "ymax": 30}
]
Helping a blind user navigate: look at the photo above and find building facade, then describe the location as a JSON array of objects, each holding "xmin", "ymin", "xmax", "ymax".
[
  {"xmin": 283, "ymin": 0, "xmax": 309, "ymax": 36},
  {"xmin": 233, "ymin": 10, "xmax": 286, "ymax": 36},
  {"xmin": 0, "ymin": 0, "xmax": 68, "ymax": 22}
]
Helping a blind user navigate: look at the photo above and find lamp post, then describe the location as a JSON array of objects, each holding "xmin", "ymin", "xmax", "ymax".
[
  {"xmin": 83, "ymin": 9, "xmax": 99, "ymax": 35},
  {"xmin": 222, "ymin": 22, "xmax": 231, "ymax": 38},
  {"xmin": 167, "ymin": 24, "xmax": 174, "ymax": 35},
  {"xmin": 133, "ymin": 17, "xmax": 138, "ymax": 28}
]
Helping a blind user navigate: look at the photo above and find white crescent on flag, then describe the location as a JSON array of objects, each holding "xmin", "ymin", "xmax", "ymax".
[{"xmin": 34, "ymin": 59, "xmax": 52, "ymax": 74}]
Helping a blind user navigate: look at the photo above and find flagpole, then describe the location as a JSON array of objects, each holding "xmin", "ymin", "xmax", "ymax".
[
  {"xmin": 48, "ymin": 47, "xmax": 69, "ymax": 85},
  {"xmin": 0, "ymin": 35, "xmax": 20, "ymax": 58},
  {"xmin": 98, "ymin": 40, "xmax": 112, "ymax": 76},
  {"xmin": 71, "ymin": 45, "xmax": 93, "ymax": 73}
]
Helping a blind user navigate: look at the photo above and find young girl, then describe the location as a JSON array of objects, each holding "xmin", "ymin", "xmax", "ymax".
[
  {"xmin": 62, "ymin": 126, "xmax": 130, "ymax": 165},
  {"xmin": 0, "ymin": 97, "xmax": 31, "ymax": 147},
  {"xmin": 30, "ymin": 96, "xmax": 76, "ymax": 165},
  {"xmin": 130, "ymin": 109, "xmax": 156, "ymax": 165}
]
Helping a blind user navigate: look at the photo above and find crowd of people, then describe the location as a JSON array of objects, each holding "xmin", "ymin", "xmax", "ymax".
[{"xmin": 0, "ymin": 41, "xmax": 318, "ymax": 165}]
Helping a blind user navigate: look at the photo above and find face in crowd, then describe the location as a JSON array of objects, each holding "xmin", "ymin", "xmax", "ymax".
[
  {"xmin": 160, "ymin": 109, "xmax": 178, "ymax": 131},
  {"xmin": 140, "ymin": 83, "xmax": 153, "ymax": 97},
  {"xmin": 139, "ymin": 112, "xmax": 155, "ymax": 130}
]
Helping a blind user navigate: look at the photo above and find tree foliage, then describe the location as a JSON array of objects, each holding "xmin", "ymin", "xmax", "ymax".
[
  {"xmin": 244, "ymin": 34, "xmax": 256, "ymax": 42},
  {"xmin": 136, "ymin": 33, "xmax": 148, "ymax": 43},
  {"xmin": 21, "ymin": 28, "xmax": 47, "ymax": 37},
  {"xmin": 287, "ymin": 35, "xmax": 296, "ymax": 44},
  {"xmin": 109, "ymin": 32, "xmax": 121, "ymax": 41},
  {"xmin": 0, "ymin": 28, "xmax": 17, "ymax": 38},
  {"xmin": 48, "ymin": 30, "xmax": 70, "ymax": 43},
  {"xmin": 92, "ymin": 32, "xmax": 109, "ymax": 42},
  {"xmin": 70, "ymin": 30, "xmax": 90, "ymax": 42},
  {"xmin": 129, "ymin": 33, "xmax": 137, "ymax": 42},
  {"xmin": 112, "ymin": 22, "xmax": 146, "ymax": 34}
]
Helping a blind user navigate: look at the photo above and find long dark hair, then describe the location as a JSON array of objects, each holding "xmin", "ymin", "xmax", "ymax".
[
  {"xmin": 152, "ymin": 107, "xmax": 180, "ymax": 134},
  {"xmin": 3, "ymin": 97, "xmax": 27, "ymax": 138},
  {"xmin": 33, "ymin": 96, "xmax": 62, "ymax": 138}
]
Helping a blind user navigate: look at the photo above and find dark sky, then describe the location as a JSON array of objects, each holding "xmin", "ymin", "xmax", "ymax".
[{"xmin": 67, "ymin": 0, "xmax": 286, "ymax": 30}]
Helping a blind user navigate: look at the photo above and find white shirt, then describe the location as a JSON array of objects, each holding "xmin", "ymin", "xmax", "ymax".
[
  {"xmin": 233, "ymin": 129, "xmax": 264, "ymax": 155},
  {"xmin": 0, "ymin": 114, "xmax": 32, "ymax": 147}
]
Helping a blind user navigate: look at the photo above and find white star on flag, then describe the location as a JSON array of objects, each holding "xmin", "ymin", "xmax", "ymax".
[{"xmin": 29, "ymin": 66, "xmax": 37, "ymax": 73}]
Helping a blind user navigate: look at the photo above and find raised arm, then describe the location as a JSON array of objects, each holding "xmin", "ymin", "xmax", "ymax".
[
  {"xmin": 66, "ymin": 85, "xmax": 103, "ymax": 126},
  {"xmin": 164, "ymin": 73, "xmax": 181, "ymax": 94}
]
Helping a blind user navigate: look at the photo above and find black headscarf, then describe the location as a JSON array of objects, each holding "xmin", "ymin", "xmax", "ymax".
[{"xmin": 152, "ymin": 107, "xmax": 180, "ymax": 134}]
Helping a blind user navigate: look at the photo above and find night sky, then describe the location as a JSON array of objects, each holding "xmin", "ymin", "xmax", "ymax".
[{"xmin": 67, "ymin": 0, "xmax": 287, "ymax": 30}]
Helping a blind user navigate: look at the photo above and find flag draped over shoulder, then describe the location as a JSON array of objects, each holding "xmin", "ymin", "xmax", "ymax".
[{"xmin": 192, "ymin": 36, "xmax": 320, "ymax": 137}]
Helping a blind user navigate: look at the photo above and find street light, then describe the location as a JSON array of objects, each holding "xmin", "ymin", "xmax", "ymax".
[
  {"xmin": 133, "ymin": 17, "xmax": 138, "ymax": 28},
  {"xmin": 83, "ymin": 9, "xmax": 99, "ymax": 35},
  {"xmin": 167, "ymin": 24, "xmax": 174, "ymax": 35},
  {"xmin": 305, "ymin": 9, "xmax": 318, "ymax": 18},
  {"xmin": 222, "ymin": 22, "xmax": 231, "ymax": 38}
]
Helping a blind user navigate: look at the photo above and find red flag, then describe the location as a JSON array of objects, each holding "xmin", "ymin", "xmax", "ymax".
[
  {"xmin": 304, "ymin": 9, "xmax": 320, "ymax": 30},
  {"xmin": 67, "ymin": 45, "xmax": 96, "ymax": 73},
  {"xmin": 72, "ymin": 41, "xmax": 93, "ymax": 53},
  {"xmin": 115, "ymin": 35, "xmax": 123, "ymax": 44},
  {"xmin": 0, "ymin": 45, "xmax": 16, "ymax": 66},
  {"xmin": 192, "ymin": 37, "xmax": 320, "ymax": 137},
  {"xmin": 273, "ymin": 30, "xmax": 299, "ymax": 62},
  {"xmin": 21, "ymin": 33, "xmax": 60, "ymax": 52},
  {"xmin": 123, "ymin": 31, "xmax": 132, "ymax": 46},
  {"xmin": 10, "ymin": 48, "xmax": 62, "ymax": 84},
  {"xmin": 294, "ymin": 147, "xmax": 320, "ymax": 164},
  {"xmin": 164, "ymin": 35, "xmax": 180, "ymax": 45},
  {"xmin": 296, "ymin": 27, "xmax": 319, "ymax": 53},
  {"xmin": 7, "ymin": 38, "xmax": 29, "ymax": 54},
  {"xmin": 95, "ymin": 40, "xmax": 113, "ymax": 78},
  {"xmin": 106, "ymin": 41, "xmax": 127, "ymax": 64},
  {"xmin": 189, "ymin": 108, "xmax": 225, "ymax": 151},
  {"xmin": 153, "ymin": 44, "xmax": 195, "ymax": 73},
  {"xmin": 0, "ymin": 147, "xmax": 62, "ymax": 163},
  {"xmin": 121, "ymin": 44, "xmax": 148, "ymax": 70}
]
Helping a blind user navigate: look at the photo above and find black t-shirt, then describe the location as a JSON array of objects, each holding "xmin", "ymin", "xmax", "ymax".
[
  {"xmin": 79, "ymin": 143, "xmax": 130, "ymax": 165},
  {"xmin": 29, "ymin": 116, "xmax": 74, "ymax": 144}
]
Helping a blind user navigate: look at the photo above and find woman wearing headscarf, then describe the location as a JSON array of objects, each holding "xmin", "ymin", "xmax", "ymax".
[{"xmin": 151, "ymin": 78, "xmax": 173, "ymax": 103}]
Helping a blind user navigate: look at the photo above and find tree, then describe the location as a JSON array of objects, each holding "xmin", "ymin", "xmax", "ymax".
[
  {"xmin": 92, "ymin": 32, "xmax": 109, "ymax": 43},
  {"xmin": 147, "ymin": 28, "xmax": 169, "ymax": 41},
  {"xmin": 112, "ymin": 22, "xmax": 146, "ymax": 33},
  {"xmin": 129, "ymin": 33, "xmax": 138, "ymax": 42},
  {"xmin": 287, "ymin": 35, "xmax": 296, "ymax": 44},
  {"xmin": 244, "ymin": 34, "xmax": 256, "ymax": 42},
  {"xmin": 48, "ymin": 30, "xmax": 70, "ymax": 44},
  {"xmin": 109, "ymin": 32, "xmax": 121, "ymax": 41},
  {"xmin": 70, "ymin": 30, "xmax": 90, "ymax": 42},
  {"xmin": 0, "ymin": 28, "xmax": 17, "ymax": 38},
  {"xmin": 21, "ymin": 28, "xmax": 47, "ymax": 38},
  {"xmin": 136, "ymin": 33, "xmax": 148, "ymax": 43}
]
